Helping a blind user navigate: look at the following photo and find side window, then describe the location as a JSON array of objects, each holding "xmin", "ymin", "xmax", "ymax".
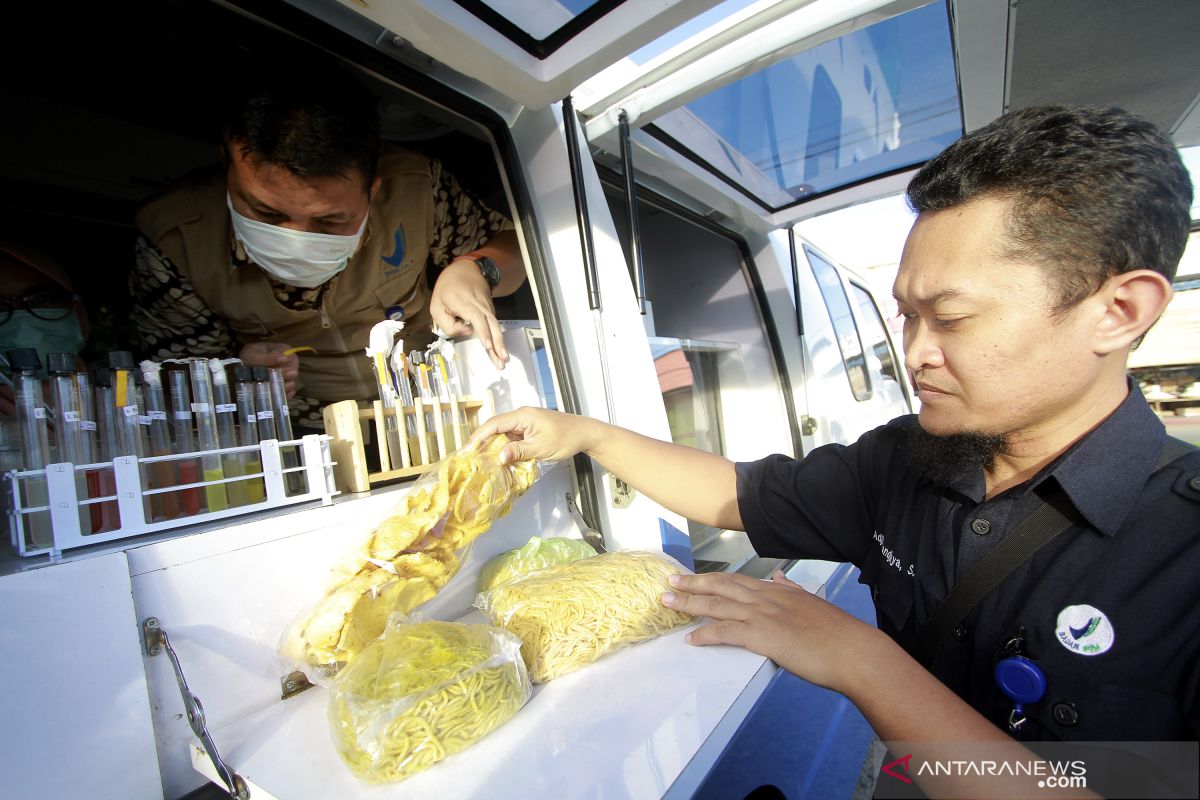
[
  {"xmin": 806, "ymin": 248, "xmax": 871, "ymax": 401},
  {"xmin": 850, "ymin": 281, "xmax": 903, "ymax": 389}
]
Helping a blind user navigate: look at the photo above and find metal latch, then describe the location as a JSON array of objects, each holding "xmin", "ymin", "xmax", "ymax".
[
  {"xmin": 608, "ymin": 474, "xmax": 636, "ymax": 509},
  {"xmin": 800, "ymin": 415, "xmax": 818, "ymax": 436},
  {"xmin": 143, "ymin": 617, "xmax": 249, "ymax": 800},
  {"xmin": 565, "ymin": 492, "xmax": 606, "ymax": 553}
]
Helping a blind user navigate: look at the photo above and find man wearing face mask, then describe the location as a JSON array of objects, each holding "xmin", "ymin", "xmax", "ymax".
[
  {"xmin": 0, "ymin": 238, "xmax": 88, "ymax": 416},
  {"xmin": 129, "ymin": 52, "xmax": 524, "ymax": 431}
]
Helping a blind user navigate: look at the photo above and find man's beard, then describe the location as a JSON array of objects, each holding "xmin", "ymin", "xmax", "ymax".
[{"xmin": 901, "ymin": 420, "xmax": 1009, "ymax": 486}]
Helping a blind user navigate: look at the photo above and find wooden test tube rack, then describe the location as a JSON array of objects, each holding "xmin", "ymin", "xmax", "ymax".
[{"xmin": 321, "ymin": 394, "xmax": 491, "ymax": 493}]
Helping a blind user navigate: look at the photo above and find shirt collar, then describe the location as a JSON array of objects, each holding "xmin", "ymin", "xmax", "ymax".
[
  {"xmin": 1039, "ymin": 378, "xmax": 1165, "ymax": 536},
  {"xmin": 936, "ymin": 378, "xmax": 1165, "ymax": 536}
]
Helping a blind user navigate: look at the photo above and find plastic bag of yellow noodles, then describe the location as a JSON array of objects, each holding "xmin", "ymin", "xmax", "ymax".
[
  {"xmin": 280, "ymin": 434, "xmax": 543, "ymax": 680},
  {"xmin": 476, "ymin": 535, "xmax": 598, "ymax": 593},
  {"xmin": 474, "ymin": 549, "xmax": 695, "ymax": 683},
  {"xmin": 329, "ymin": 616, "xmax": 531, "ymax": 783}
]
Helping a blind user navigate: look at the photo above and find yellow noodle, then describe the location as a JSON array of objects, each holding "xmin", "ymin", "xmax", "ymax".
[
  {"xmin": 329, "ymin": 620, "xmax": 531, "ymax": 783},
  {"xmin": 476, "ymin": 551, "xmax": 693, "ymax": 683}
]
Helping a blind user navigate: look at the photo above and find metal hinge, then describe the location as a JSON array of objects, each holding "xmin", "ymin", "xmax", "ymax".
[
  {"xmin": 143, "ymin": 617, "xmax": 249, "ymax": 800},
  {"xmin": 609, "ymin": 474, "xmax": 636, "ymax": 509}
]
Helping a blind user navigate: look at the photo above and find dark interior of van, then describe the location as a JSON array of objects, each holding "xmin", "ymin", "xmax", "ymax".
[{"xmin": 1, "ymin": 0, "xmax": 532, "ymax": 366}]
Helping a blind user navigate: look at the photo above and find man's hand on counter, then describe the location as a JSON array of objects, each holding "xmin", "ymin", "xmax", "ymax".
[
  {"xmin": 239, "ymin": 342, "xmax": 299, "ymax": 397},
  {"xmin": 661, "ymin": 569, "xmax": 884, "ymax": 692}
]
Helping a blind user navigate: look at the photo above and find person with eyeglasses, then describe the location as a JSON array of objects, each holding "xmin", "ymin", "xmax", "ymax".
[{"xmin": 0, "ymin": 238, "xmax": 89, "ymax": 416}]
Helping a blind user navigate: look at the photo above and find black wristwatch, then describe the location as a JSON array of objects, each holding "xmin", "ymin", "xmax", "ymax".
[{"xmin": 474, "ymin": 255, "xmax": 502, "ymax": 289}]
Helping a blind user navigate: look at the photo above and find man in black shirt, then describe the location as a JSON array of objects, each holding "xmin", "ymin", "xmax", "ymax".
[{"xmin": 470, "ymin": 106, "xmax": 1199, "ymax": 791}]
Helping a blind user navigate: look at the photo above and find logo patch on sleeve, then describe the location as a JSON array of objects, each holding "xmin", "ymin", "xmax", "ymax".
[{"xmin": 1055, "ymin": 604, "xmax": 1114, "ymax": 656}]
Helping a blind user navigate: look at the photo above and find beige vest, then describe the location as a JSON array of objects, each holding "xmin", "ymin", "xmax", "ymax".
[{"xmin": 135, "ymin": 149, "xmax": 437, "ymax": 402}]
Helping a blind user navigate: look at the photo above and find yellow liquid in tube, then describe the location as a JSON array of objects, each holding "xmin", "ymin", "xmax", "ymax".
[
  {"xmin": 203, "ymin": 468, "xmax": 229, "ymax": 512},
  {"xmin": 222, "ymin": 455, "xmax": 248, "ymax": 507},
  {"xmin": 243, "ymin": 457, "xmax": 265, "ymax": 502}
]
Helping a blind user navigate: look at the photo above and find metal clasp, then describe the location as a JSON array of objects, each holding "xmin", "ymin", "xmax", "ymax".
[{"xmin": 143, "ymin": 617, "xmax": 249, "ymax": 799}]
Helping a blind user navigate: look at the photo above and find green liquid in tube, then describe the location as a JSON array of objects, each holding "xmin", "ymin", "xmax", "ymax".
[{"xmin": 243, "ymin": 458, "xmax": 265, "ymax": 502}]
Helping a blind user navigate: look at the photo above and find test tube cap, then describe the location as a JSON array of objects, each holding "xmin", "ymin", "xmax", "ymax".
[
  {"xmin": 91, "ymin": 366, "xmax": 112, "ymax": 387},
  {"xmin": 6, "ymin": 348, "xmax": 42, "ymax": 371},
  {"xmin": 252, "ymin": 366, "xmax": 269, "ymax": 382},
  {"xmin": 46, "ymin": 352, "xmax": 76, "ymax": 374},
  {"xmin": 107, "ymin": 350, "xmax": 137, "ymax": 370},
  {"xmin": 233, "ymin": 364, "xmax": 254, "ymax": 383}
]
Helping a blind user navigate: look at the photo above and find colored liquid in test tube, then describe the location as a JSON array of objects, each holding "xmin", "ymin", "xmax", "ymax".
[
  {"xmin": 189, "ymin": 358, "xmax": 228, "ymax": 512},
  {"xmin": 47, "ymin": 353, "xmax": 91, "ymax": 534},
  {"xmin": 209, "ymin": 360, "xmax": 247, "ymax": 508},
  {"xmin": 138, "ymin": 360, "xmax": 180, "ymax": 521},
  {"xmin": 268, "ymin": 367, "xmax": 304, "ymax": 495},
  {"xmin": 233, "ymin": 365, "xmax": 265, "ymax": 503},
  {"xmin": 167, "ymin": 368, "xmax": 202, "ymax": 516},
  {"xmin": 74, "ymin": 369, "xmax": 107, "ymax": 532},
  {"xmin": 91, "ymin": 367, "xmax": 122, "ymax": 532},
  {"xmin": 7, "ymin": 349, "xmax": 53, "ymax": 548}
]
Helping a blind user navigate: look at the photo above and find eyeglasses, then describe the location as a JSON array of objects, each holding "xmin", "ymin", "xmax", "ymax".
[{"xmin": 0, "ymin": 291, "xmax": 80, "ymax": 325}]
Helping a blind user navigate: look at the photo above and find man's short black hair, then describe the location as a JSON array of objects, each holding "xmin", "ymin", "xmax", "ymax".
[
  {"xmin": 906, "ymin": 105, "xmax": 1193, "ymax": 311},
  {"xmin": 221, "ymin": 49, "xmax": 381, "ymax": 190}
]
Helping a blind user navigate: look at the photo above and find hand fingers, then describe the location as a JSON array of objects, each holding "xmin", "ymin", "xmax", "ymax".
[
  {"xmin": 771, "ymin": 568, "xmax": 800, "ymax": 588},
  {"xmin": 458, "ymin": 307, "xmax": 508, "ymax": 369},
  {"xmin": 683, "ymin": 619, "xmax": 752, "ymax": 648},
  {"xmin": 661, "ymin": 588, "xmax": 752, "ymax": 623},
  {"xmin": 668, "ymin": 571, "xmax": 771, "ymax": 604},
  {"xmin": 434, "ymin": 309, "xmax": 473, "ymax": 339}
]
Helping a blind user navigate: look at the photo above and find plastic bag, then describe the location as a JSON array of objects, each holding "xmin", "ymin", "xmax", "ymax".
[
  {"xmin": 476, "ymin": 535, "xmax": 598, "ymax": 593},
  {"xmin": 281, "ymin": 434, "xmax": 543, "ymax": 679},
  {"xmin": 474, "ymin": 549, "xmax": 694, "ymax": 683},
  {"xmin": 328, "ymin": 616, "xmax": 531, "ymax": 783}
]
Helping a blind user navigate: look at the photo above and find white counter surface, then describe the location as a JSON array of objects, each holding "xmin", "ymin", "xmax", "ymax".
[{"xmin": 193, "ymin": 617, "xmax": 776, "ymax": 800}]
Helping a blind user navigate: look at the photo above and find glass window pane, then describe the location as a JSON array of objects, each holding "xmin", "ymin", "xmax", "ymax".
[
  {"xmin": 850, "ymin": 282, "xmax": 903, "ymax": 391},
  {"xmin": 650, "ymin": 2, "xmax": 962, "ymax": 208},
  {"xmin": 468, "ymin": 0, "xmax": 606, "ymax": 41},
  {"xmin": 807, "ymin": 248, "xmax": 871, "ymax": 400}
]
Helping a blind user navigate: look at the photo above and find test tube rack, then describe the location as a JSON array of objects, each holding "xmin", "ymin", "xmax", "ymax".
[
  {"xmin": 3, "ymin": 434, "xmax": 337, "ymax": 559},
  {"xmin": 321, "ymin": 392, "xmax": 492, "ymax": 493}
]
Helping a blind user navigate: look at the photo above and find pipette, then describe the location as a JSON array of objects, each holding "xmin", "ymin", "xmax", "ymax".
[
  {"xmin": 366, "ymin": 319, "xmax": 406, "ymax": 469},
  {"xmin": 189, "ymin": 358, "xmax": 228, "ymax": 512},
  {"xmin": 7, "ymin": 348, "xmax": 53, "ymax": 548}
]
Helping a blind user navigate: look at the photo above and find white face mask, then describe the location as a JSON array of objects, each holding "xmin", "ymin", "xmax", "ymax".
[{"xmin": 227, "ymin": 194, "xmax": 368, "ymax": 288}]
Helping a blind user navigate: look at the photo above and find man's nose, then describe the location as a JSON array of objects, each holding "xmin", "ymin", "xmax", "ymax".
[{"xmin": 904, "ymin": 321, "xmax": 943, "ymax": 373}]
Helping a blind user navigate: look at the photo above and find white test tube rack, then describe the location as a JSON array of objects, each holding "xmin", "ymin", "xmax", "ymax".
[{"xmin": 3, "ymin": 434, "xmax": 338, "ymax": 559}]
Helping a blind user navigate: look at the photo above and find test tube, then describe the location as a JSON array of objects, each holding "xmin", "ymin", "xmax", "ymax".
[
  {"xmin": 268, "ymin": 367, "xmax": 305, "ymax": 495},
  {"xmin": 91, "ymin": 367, "xmax": 122, "ymax": 532},
  {"xmin": 74, "ymin": 369, "xmax": 105, "ymax": 532},
  {"xmin": 233, "ymin": 365, "xmax": 265, "ymax": 502},
  {"xmin": 251, "ymin": 367, "xmax": 277, "ymax": 442},
  {"xmin": 138, "ymin": 361, "xmax": 180, "ymax": 521},
  {"xmin": 189, "ymin": 358, "xmax": 228, "ymax": 512},
  {"xmin": 167, "ymin": 367, "xmax": 202, "ymax": 516},
  {"xmin": 47, "ymin": 353, "xmax": 91, "ymax": 534},
  {"xmin": 7, "ymin": 349, "xmax": 53, "ymax": 548},
  {"xmin": 107, "ymin": 351, "xmax": 146, "ymax": 460},
  {"xmin": 210, "ymin": 360, "xmax": 248, "ymax": 507}
]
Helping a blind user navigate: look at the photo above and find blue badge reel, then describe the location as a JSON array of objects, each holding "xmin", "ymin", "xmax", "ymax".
[{"xmin": 995, "ymin": 656, "xmax": 1046, "ymax": 734}]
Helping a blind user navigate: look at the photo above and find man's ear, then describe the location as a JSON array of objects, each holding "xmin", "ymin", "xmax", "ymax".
[{"xmin": 1092, "ymin": 269, "xmax": 1173, "ymax": 354}]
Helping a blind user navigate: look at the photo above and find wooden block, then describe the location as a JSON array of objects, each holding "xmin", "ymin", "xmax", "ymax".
[{"xmin": 321, "ymin": 399, "xmax": 370, "ymax": 494}]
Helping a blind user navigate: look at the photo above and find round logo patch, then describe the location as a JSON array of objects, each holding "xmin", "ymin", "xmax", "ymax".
[{"xmin": 1055, "ymin": 604, "xmax": 1114, "ymax": 656}]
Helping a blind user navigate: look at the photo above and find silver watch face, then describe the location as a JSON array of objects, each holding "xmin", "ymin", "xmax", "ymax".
[{"xmin": 475, "ymin": 256, "xmax": 501, "ymax": 287}]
